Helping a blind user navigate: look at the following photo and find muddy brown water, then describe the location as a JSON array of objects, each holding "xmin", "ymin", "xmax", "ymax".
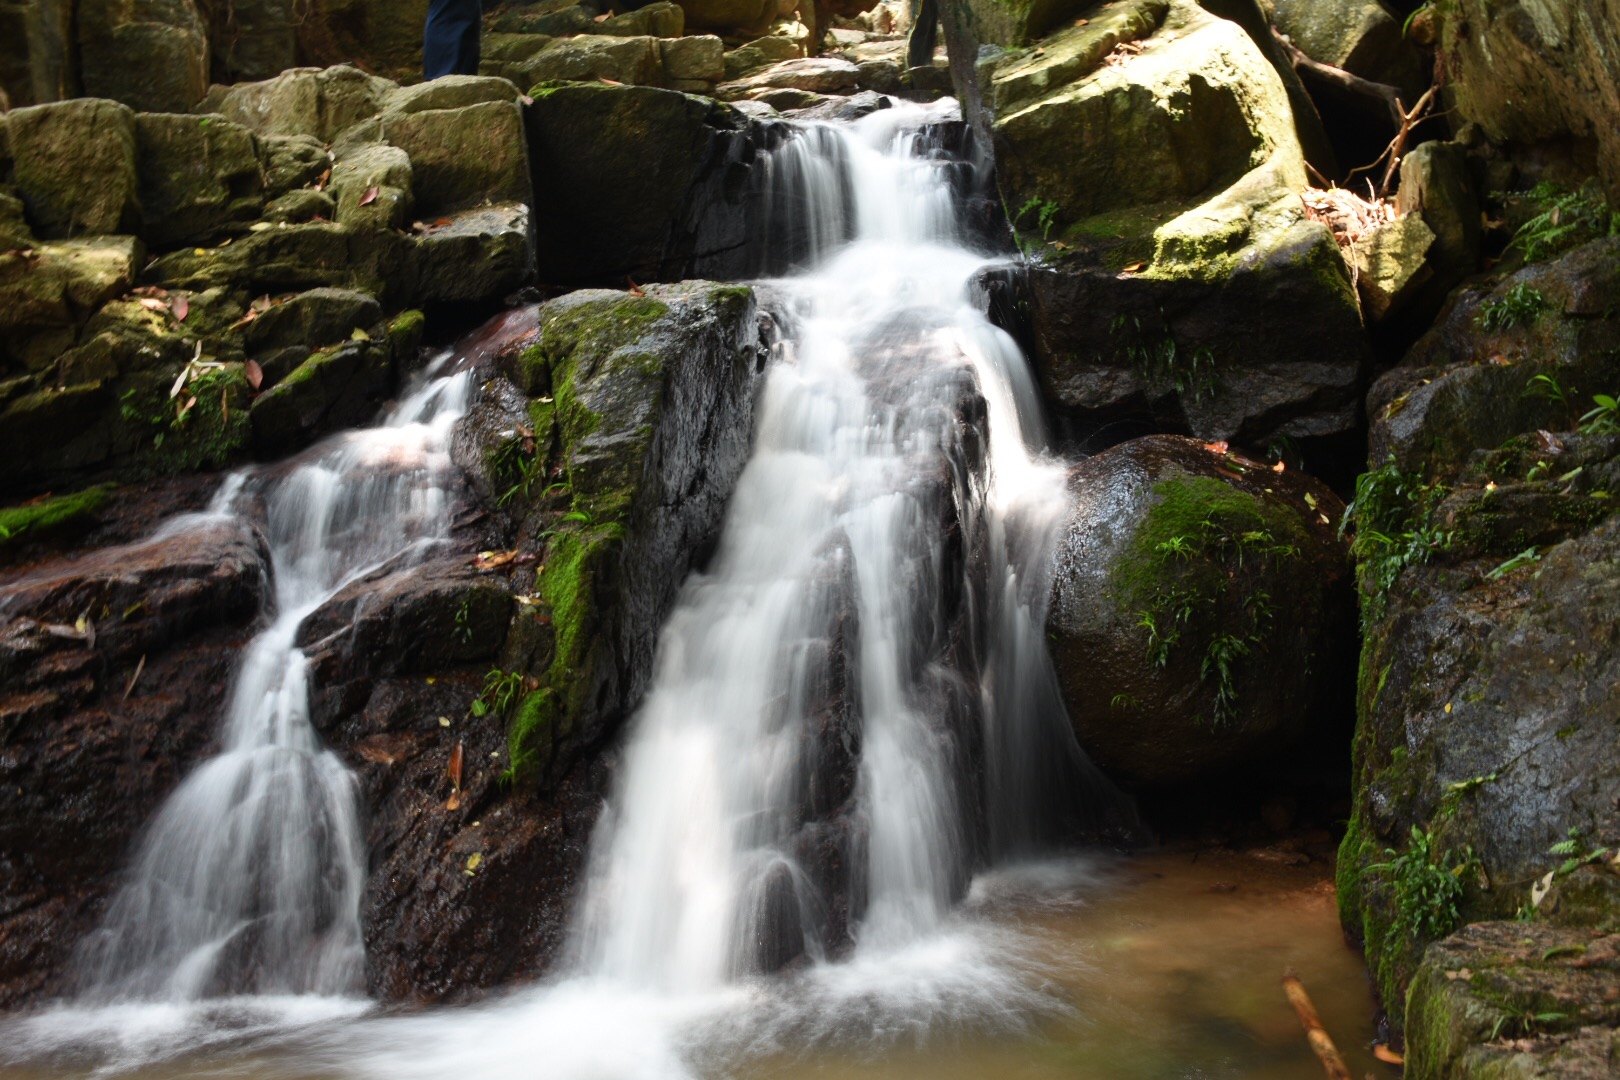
[{"xmin": 0, "ymin": 847, "xmax": 1389, "ymax": 1080}]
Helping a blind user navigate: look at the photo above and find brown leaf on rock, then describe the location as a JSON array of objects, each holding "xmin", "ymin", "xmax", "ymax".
[
  {"xmin": 244, "ymin": 359, "xmax": 264, "ymax": 390},
  {"xmin": 359, "ymin": 185, "xmax": 380, "ymax": 207},
  {"xmin": 170, "ymin": 294, "xmax": 189, "ymax": 321}
]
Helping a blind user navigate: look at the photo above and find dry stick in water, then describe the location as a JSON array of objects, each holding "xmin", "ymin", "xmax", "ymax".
[{"xmin": 1283, "ymin": 971, "xmax": 1353, "ymax": 1080}]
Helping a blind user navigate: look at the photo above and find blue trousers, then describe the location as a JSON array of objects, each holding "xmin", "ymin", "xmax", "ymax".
[{"xmin": 424, "ymin": 0, "xmax": 483, "ymax": 79}]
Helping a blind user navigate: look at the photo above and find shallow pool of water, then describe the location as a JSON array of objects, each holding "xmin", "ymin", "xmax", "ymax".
[{"xmin": 0, "ymin": 846, "xmax": 1387, "ymax": 1080}]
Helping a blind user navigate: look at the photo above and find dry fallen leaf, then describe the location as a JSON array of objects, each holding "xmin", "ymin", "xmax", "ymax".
[
  {"xmin": 244, "ymin": 358, "xmax": 264, "ymax": 390},
  {"xmin": 1201, "ymin": 440, "xmax": 1230, "ymax": 455},
  {"xmin": 448, "ymin": 741, "xmax": 464, "ymax": 790},
  {"xmin": 170, "ymin": 294, "xmax": 189, "ymax": 322},
  {"xmin": 626, "ymin": 276, "xmax": 645, "ymax": 297},
  {"xmin": 138, "ymin": 297, "xmax": 168, "ymax": 313},
  {"xmin": 359, "ymin": 185, "xmax": 380, "ymax": 207},
  {"xmin": 1271, "ymin": 459, "xmax": 1286, "ymax": 473},
  {"xmin": 1120, "ymin": 261, "xmax": 1145, "ymax": 274},
  {"xmin": 1373, "ymin": 1045, "xmax": 1404, "ymax": 1065}
]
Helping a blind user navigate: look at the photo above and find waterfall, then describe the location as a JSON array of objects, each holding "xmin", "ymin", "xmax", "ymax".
[
  {"xmin": 569, "ymin": 101, "xmax": 1125, "ymax": 994},
  {"xmin": 75, "ymin": 363, "xmax": 472, "ymax": 1002}
]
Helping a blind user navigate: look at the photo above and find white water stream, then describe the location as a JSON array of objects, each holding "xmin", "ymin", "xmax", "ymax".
[
  {"xmin": 4, "ymin": 102, "xmax": 1133, "ymax": 1078},
  {"xmin": 78, "ymin": 362, "xmax": 471, "ymax": 1004}
]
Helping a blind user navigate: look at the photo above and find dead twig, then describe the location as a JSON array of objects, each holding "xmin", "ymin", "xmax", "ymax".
[{"xmin": 1272, "ymin": 28, "xmax": 1404, "ymax": 127}]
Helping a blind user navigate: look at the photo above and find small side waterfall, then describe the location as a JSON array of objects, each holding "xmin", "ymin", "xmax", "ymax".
[
  {"xmin": 76, "ymin": 365, "xmax": 471, "ymax": 1002},
  {"xmin": 568, "ymin": 102, "xmax": 1127, "ymax": 996}
]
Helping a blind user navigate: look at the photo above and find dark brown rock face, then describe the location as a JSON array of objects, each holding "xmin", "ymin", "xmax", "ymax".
[{"xmin": 0, "ymin": 508, "xmax": 270, "ymax": 1007}]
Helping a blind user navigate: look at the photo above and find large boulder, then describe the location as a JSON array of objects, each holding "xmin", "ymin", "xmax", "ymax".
[
  {"xmin": 76, "ymin": 0, "xmax": 209, "ymax": 112},
  {"xmin": 1339, "ymin": 233, "xmax": 1620, "ymax": 1030},
  {"xmin": 475, "ymin": 282, "xmax": 773, "ymax": 785},
  {"xmin": 1047, "ymin": 435, "xmax": 1352, "ymax": 787},
  {"xmin": 370, "ymin": 100, "xmax": 532, "ymax": 215},
  {"xmin": 6, "ymin": 98, "xmax": 141, "ymax": 239},
  {"xmin": 0, "ymin": 509, "xmax": 271, "ymax": 1007},
  {"xmin": 133, "ymin": 113, "xmax": 265, "ymax": 248},
  {"xmin": 523, "ymin": 82, "xmax": 770, "ymax": 285},
  {"xmin": 990, "ymin": 0, "xmax": 1369, "ymax": 461},
  {"xmin": 1262, "ymin": 0, "xmax": 1426, "ymax": 97},
  {"xmin": 205, "ymin": 65, "xmax": 394, "ymax": 142},
  {"xmin": 1438, "ymin": 0, "xmax": 1620, "ymax": 202},
  {"xmin": 294, "ymin": 0, "xmax": 432, "ymax": 82},
  {"xmin": 1369, "ymin": 237, "xmax": 1620, "ymax": 480},
  {"xmin": 0, "ymin": 0, "xmax": 76, "ymax": 108},
  {"xmin": 501, "ymin": 34, "xmax": 664, "ymax": 87}
]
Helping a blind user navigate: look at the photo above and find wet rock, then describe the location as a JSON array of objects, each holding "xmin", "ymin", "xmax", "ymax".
[
  {"xmin": 993, "ymin": 0, "xmax": 1368, "ymax": 457},
  {"xmin": 133, "ymin": 113, "xmax": 265, "ymax": 248},
  {"xmin": 248, "ymin": 316, "xmax": 407, "ymax": 456},
  {"xmin": 0, "ymin": 511, "xmax": 271, "ymax": 1007},
  {"xmin": 1439, "ymin": 0, "xmax": 1620, "ymax": 202},
  {"xmin": 1404, "ymin": 923, "xmax": 1620, "ymax": 1079},
  {"xmin": 242, "ymin": 286, "xmax": 383, "ymax": 384},
  {"xmin": 1368, "ymin": 237, "xmax": 1620, "ymax": 479},
  {"xmin": 490, "ymin": 282, "xmax": 772, "ymax": 785},
  {"xmin": 1339, "ymin": 503, "xmax": 1620, "ymax": 1017},
  {"xmin": 7, "ymin": 98, "xmax": 141, "ymax": 239},
  {"xmin": 1046, "ymin": 434, "xmax": 1352, "ymax": 787},
  {"xmin": 523, "ymin": 83, "xmax": 771, "ymax": 284},
  {"xmin": 300, "ymin": 555, "xmax": 515, "ymax": 723}
]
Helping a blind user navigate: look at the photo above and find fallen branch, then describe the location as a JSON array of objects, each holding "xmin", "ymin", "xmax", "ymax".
[
  {"xmin": 1283, "ymin": 972, "xmax": 1353, "ymax": 1080},
  {"xmin": 1272, "ymin": 28, "xmax": 1406, "ymax": 128}
]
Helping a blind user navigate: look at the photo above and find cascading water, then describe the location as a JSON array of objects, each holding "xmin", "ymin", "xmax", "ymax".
[
  {"xmin": 569, "ymin": 102, "xmax": 1124, "ymax": 998},
  {"xmin": 75, "ymin": 362, "xmax": 471, "ymax": 1003},
  {"xmin": 5, "ymin": 100, "xmax": 1141, "ymax": 1079}
]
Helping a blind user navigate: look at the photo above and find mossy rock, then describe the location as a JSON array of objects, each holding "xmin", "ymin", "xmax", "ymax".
[
  {"xmin": 995, "ymin": 0, "xmax": 1368, "ymax": 454},
  {"xmin": 1404, "ymin": 922, "xmax": 1620, "ymax": 1079},
  {"xmin": 77, "ymin": 0, "xmax": 209, "ymax": 112},
  {"xmin": 0, "ymin": 484, "xmax": 112, "ymax": 551},
  {"xmin": 134, "ymin": 113, "xmax": 265, "ymax": 248},
  {"xmin": 249, "ymin": 334, "xmax": 395, "ymax": 457},
  {"xmin": 7, "ymin": 98, "xmax": 141, "ymax": 239},
  {"xmin": 329, "ymin": 143, "xmax": 413, "ymax": 232},
  {"xmin": 1046, "ymin": 434, "xmax": 1352, "ymax": 786},
  {"xmin": 373, "ymin": 100, "xmax": 531, "ymax": 216},
  {"xmin": 207, "ymin": 65, "xmax": 394, "ymax": 142},
  {"xmin": 487, "ymin": 281, "xmax": 769, "ymax": 783},
  {"xmin": 1369, "ymin": 237, "xmax": 1620, "ymax": 481}
]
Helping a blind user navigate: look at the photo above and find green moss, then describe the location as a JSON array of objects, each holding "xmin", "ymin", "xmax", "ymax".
[
  {"xmin": 117, "ymin": 364, "xmax": 254, "ymax": 476},
  {"xmin": 505, "ymin": 524, "xmax": 619, "ymax": 779},
  {"xmin": 1110, "ymin": 476, "xmax": 1307, "ymax": 727},
  {"xmin": 0, "ymin": 483, "xmax": 112, "ymax": 548},
  {"xmin": 388, "ymin": 308, "xmax": 426, "ymax": 342}
]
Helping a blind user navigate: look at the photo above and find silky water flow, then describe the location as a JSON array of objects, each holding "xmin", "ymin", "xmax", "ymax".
[{"xmin": 6, "ymin": 101, "xmax": 1136, "ymax": 1078}]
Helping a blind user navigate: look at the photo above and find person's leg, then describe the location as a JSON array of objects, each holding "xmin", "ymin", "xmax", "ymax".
[{"xmin": 424, "ymin": 0, "xmax": 482, "ymax": 80}]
